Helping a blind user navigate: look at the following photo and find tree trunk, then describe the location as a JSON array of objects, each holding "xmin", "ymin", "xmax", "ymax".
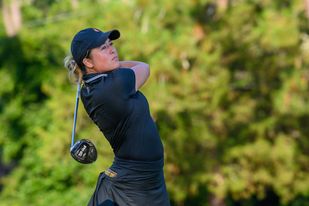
[
  {"xmin": 305, "ymin": 0, "xmax": 309, "ymax": 19},
  {"xmin": 217, "ymin": 0, "xmax": 229, "ymax": 11},
  {"xmin": 2, "ymin": 0, "xmax": 22, "ymax": 37},
  {"xmin": 71, "ymin": 0, "xmax": 78, "ymax": 9},
  {"xmin": 209, "ymin": 194, "xmax": 227, "ymax": 206}
]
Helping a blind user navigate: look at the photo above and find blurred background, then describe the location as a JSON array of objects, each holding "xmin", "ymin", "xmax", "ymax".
[{"xmin": 0, "ymin": 0, "xmax": 309, "ymax": 205}]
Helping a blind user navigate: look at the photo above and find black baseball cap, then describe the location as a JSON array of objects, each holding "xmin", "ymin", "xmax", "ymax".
[{"xmin": 70, "ymin": 28, "xmax": 120, "ymax": 69}]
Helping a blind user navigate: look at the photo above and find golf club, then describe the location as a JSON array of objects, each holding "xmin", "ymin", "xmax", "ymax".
[{"xmin": 70, "ymin": 83, "xmax": 97, "ymax": 164}]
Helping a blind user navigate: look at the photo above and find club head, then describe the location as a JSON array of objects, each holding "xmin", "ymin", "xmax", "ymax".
[{"xmin": 70, "ymin": 139, "xmax": 97, "ymax": 164}]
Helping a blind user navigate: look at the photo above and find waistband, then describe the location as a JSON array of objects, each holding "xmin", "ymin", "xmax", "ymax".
[
  {"xmin": 111, "ymin": 156, "xmax": 164, "ymax": 172},
  {"xmin": 104, "ymin": 157, "xmax": 165, "ymax": 191}
]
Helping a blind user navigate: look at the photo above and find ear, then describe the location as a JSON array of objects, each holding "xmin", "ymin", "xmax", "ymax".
[{"xmin": 82, "ymin": 58, "xmax": 94, "ymax": 68}]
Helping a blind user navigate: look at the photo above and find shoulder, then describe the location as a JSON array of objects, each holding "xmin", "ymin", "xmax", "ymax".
[
  {"xmin": 111, "ymin": 68, "xmax": 135, "ymax": 79},
  {"xmin": 109, "ymin": 68, "xmax": 136, "ymax": 94}
]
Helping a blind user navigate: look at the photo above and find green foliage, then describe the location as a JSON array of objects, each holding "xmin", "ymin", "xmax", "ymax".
[{"xmin": 0, "ymin": 0, "xmax": 309, "ymax": 205}]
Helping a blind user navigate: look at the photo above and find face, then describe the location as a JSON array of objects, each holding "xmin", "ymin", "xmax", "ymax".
[{"xmin": 83, "ymin": 39, "xmax": 120, "ymax": 73}]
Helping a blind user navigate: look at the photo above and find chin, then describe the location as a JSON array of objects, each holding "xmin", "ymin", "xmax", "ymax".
[{"xmin": 114, "ymin": 62, "xmax": 120, "ymax": 69}]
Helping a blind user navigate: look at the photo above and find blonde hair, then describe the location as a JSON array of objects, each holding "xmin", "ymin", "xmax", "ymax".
[{"xmin": 63, "ymin": 55, "xmax": 83, "ymax": 84}]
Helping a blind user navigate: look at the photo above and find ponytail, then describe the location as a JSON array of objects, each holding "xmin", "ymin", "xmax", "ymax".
[{"xmin": 64, "ymin": 55, "xmax": 83, "ymax": 84}]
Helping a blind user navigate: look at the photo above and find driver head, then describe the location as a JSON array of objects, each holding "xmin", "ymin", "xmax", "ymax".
[{"xmin": 70, "ymin": 139, "xmax": 97, "ymax": 164}]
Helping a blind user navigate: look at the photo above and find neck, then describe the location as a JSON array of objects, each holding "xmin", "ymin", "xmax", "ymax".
[{"xmin": 84, "ymin": 67, "xmax": 120, "ymax": 75}]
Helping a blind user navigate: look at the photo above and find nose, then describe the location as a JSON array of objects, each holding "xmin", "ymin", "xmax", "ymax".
[{"xmin": 109, "ymin": 46, "xmax": 116, "ymax": 54}]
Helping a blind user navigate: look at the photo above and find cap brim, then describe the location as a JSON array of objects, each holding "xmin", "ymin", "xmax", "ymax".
[
  {"xmin": 107, "ymin": 29, "xmax": 120, "ymax": 40},
  {"xmin": 91, "ymin": 30, "xmax": 120, "ymax": 49}
]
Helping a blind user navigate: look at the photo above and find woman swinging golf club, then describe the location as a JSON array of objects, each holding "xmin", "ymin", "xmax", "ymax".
[{"xmin": 64, "ymin": 28, "xmax": 170, "ymax": 206}]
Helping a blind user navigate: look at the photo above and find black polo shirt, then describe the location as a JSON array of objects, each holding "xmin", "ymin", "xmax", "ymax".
[{"xmin": 80, "ymin": 68, "xmax": 163, "ymax": 161}]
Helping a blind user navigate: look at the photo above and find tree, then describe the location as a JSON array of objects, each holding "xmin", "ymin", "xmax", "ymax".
[{"xmin": 0, "ymin": 0, "xmax": 308, "ymax": 206}]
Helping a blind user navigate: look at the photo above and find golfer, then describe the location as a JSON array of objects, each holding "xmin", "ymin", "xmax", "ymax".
[{"xmin": 64, "ymin": 28, "xmax": 170, "ymax": 206}]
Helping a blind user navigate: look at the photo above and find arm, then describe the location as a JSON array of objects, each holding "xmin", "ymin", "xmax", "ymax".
[{"xmin": 119, "ymin": 61, "xmax": 150, "ymax": 90}]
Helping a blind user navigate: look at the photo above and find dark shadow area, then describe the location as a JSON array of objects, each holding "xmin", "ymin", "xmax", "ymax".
[
  {"xmin": 98, "ymin": 199, "xmax": 119, "ymax": 206},
  {"xmin": 0, "ymin": 160, "xmax": 17, "ymax": 192},
  {"xmin": 226, "ymin": 188, "xmax": 280, "ymax": 206}
]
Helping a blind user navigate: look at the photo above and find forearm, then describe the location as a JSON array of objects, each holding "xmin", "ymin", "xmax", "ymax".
[
  {"xmin": 119, "ymin": 60, "xmax": 150, "ymax": 90},
  {"xmin": 119, "ymin": 60, "xmax": 146, "ymax": 68}
]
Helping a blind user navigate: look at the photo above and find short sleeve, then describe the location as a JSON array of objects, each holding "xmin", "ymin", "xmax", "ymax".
[{"xmin": 111, "ymin": 68, "xmax": 136, "ymax": 98}]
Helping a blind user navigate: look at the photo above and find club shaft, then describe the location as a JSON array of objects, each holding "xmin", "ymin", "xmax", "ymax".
[{"xmin": 71, "ymin": 83, "xmax": 81, "ymax": 148}]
